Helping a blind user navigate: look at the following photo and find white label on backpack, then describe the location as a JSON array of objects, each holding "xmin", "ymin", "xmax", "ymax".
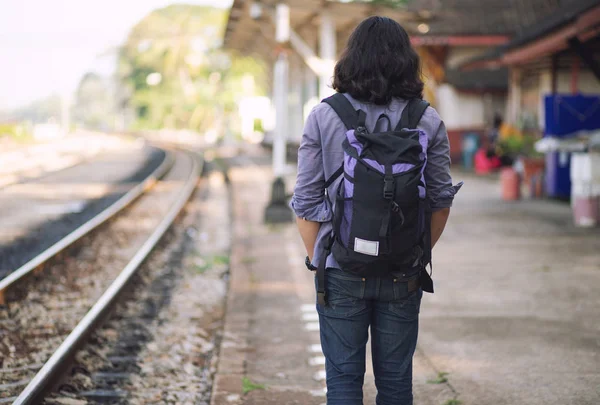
[{"xmin": 354, "ymin": 238, "xmax": 379, "ymax": 256}]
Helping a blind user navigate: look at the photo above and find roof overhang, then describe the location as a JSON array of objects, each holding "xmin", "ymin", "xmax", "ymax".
[
  {"xmin": 224, "ymin": 0, "xmax": 417, "ymax": 61},
  {"xmin": 410, "ymin": 35, "xmax": 509, "ymax": 47},
  {"xmin": 463, "ymin": 4, "xmax": 600, "ymax": 70},
  {"xmin": 224, "ymin": 0, "xmax": 513, "ymax": 64}
]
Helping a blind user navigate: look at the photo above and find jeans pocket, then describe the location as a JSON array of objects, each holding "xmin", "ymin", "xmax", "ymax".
[
  {"xmin": 316, "ymin": 269, "xmax": 367, "ymax": 317},
  {"xmin": 326, "ymin": 269, "xmax": 366, "ymax": 300},
  {"xmin": 388, "ymin": 288, "xmax": 422, "ymax": 320},
  {"xmin": 319, "ymin": 296, "xmax": 367, "ymax": 318}
]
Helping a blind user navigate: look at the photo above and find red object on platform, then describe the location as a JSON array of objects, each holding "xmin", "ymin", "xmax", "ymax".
[
  {"xmin": 501, "ymin": 168, "xmax": 521, "ymax": 201},
  {"xmin": 474, "ymin": 148, "xmax": 501, "ymax": 175}
]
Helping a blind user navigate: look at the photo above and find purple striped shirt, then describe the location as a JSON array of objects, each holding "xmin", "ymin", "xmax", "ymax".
[{"xmin": 290, "ymin": 93, "xmax": 460, "ymax": 269}]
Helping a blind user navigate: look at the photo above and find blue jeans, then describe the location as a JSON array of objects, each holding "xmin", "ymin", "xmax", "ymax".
[{"xmin": 316, "ymin": 267, "xmax": 422, "ymax": 405}]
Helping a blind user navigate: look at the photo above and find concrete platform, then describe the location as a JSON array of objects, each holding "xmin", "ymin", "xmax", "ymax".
[
  {"xmin": 420, "ymin": 173, "xmax": 600, "ymax": 405},
  {"xmin": 212, "ymin": 148, "xmax": 600, "ymax": 405}
]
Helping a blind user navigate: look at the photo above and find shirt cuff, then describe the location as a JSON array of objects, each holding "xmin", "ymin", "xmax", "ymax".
[
  {"xmin": 431, "ymin": 181, "xmax": 463, "ymax": 211},
  {"xmin": 289, "ymin": 195, "xmax": 333, "ymax": 222}
]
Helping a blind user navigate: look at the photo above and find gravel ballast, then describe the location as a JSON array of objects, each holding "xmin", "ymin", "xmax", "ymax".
[
  {"xmin": 44, "ymin": 166, "xmax": 231, "ymax": 405},
  {"xmin": 0, "ymin": 151, "xmax": 193, "ymax": 402}
]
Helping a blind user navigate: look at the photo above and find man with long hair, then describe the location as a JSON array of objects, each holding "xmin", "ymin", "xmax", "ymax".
[{"xmin": 291, "ymin": 16, "xmax": 459, "ymax": 405}]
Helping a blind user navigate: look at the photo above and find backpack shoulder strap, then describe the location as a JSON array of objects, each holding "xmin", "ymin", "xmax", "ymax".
[
  {"xmin": 322, "ymin": 93, "xmax": 359, "ymax": 130},
  {"xmin": 321, "ymin": 94, "xmax": 361, "ymax": 192},
  {"xmin": 396, "ymin": 99, "xmax": 430, "ymax": 130},
  {"xmin": 324, "ymin": 165, "xmax": 343, "ymax": 189}
]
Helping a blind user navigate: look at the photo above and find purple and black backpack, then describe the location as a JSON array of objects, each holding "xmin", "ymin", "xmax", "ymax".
[{"xmin": 316, "ymin": 94, "xmax": 434, "ymax": 305}]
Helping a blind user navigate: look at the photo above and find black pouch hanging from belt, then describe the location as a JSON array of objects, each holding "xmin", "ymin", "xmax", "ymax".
[
  {"xmin": 420, "ymin": 266, "xmax": 434, "ymax": 293},
  {"xmin": 316, "ymin": 235, "xmax": 335, "ymax": 306},
  {"xmin": 316, "ymin": 251, "xmax": 328, "ymax": 306},
  {"xmin": 421, "ymin": 200, "xmax": 435, "ymax": 293}
]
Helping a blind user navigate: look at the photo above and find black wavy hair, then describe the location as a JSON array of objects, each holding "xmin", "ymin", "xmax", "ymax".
[{"xmin": 332, "ymin": 16, "xmax": 424, "ymax": 105}]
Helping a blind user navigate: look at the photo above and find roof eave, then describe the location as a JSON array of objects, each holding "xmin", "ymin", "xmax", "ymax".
[
  {"xmin": 411, "ymin": 35, "xmax": 510, "ymax": 47},
  {"xmin": 461, "ymin": 4, "xmax": 600, "ymax": 70}
]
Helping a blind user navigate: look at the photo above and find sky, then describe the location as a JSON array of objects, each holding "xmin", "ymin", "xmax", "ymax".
[{"xmin": 0, "ymin": 0, "xmax": 232, "ymax": 110}]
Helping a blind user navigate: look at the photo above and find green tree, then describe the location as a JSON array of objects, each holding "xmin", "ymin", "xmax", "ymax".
[
  {"xmin": 7, "ymin": 94, "xmax": 62, "ymax": 124},
  {"xmin": 359, "ymin": 0, "xmax": 408, "ymax": 8},
  {"xmin": 73, "ymin": 72, "xmax": 114, "ymax": 130},
  {"xmin": 119, "ymin": 4, "xmax": 267, "ymax": 134}
]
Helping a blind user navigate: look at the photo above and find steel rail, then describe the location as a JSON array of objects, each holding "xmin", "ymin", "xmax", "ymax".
[
  {"xmin": 0, "ymin": 148, "xmax": 174, "ymax": 305},
  {"xmin": 12, "ymin": 151, "xmax": 202, "ymax": 405}
]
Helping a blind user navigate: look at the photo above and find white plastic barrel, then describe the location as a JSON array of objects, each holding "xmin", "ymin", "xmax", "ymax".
[{"xmin": 570, "ymin": 153, "xmax": 600, "ymax": 227}]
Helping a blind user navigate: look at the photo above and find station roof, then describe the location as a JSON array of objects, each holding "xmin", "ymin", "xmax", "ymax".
[
  {"xmin": 461, "ymin": 0, "xmax": 600, "ymax": 69},
  {"xmin": 445, "ymin": 67, "xmax": 509, "ymax": 92},
  {"xmin": 223, "ymin": 0, "xmax": 417, "ymax": 63},
  {"xmin": 223, "ymin": 0, "xmax": 583, "ymax": 62}
]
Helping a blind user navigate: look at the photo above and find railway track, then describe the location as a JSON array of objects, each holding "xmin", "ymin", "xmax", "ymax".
[
  {"xmin": 0, "ymin": 144, "xmax": 166, "ymax": 280},
  {"xmin": 0, "ymin": 148, "xmax": 203, "ymax": 404}
]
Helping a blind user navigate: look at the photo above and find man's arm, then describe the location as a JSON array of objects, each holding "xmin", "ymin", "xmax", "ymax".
[
  {"xmin": 290, "ymin": 106, "xmax": 331, "ymax": 263},
  {"xmin": 420, "ymin": 108, "xmax": 458, "ymax": 249},
  {"xmin": 431, "ymin": 207, "xmax": 450, "ymax": 248},
  {"xmin": 296, "ymin": 218, "xmax": 320, "ymax": 261}
]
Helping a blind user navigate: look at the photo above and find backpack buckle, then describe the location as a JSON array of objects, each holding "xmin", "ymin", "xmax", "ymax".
[
  {"xmin": 355, "ymin": 126, "xmax": 367, "ymax": 136},
  {"xmin": 383, "ymin": 177, "xmax": 394, "ymax": 199}
]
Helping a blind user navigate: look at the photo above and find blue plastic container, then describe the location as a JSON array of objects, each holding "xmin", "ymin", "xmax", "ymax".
[
  {"xmin": 544, "ymin": 95, "xmax": 600, "ymax": 136},
  {"xmin": 545, "ymin": 151, "xmax": 572, "ymax": 199},
  {"xmin": 462, "ymin": 133, "xmax": 480, "ymax": 170},
  {"xmin": 543, "ymin": 94, "xmax": 600, "ymax": 199}
]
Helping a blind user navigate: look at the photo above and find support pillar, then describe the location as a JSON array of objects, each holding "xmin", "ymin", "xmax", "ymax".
[
  {"xmin": 265, "ymin": 3, "xmax": 292, "ymax": 223},
  {"xmin": 570, "ymin": 56, "xmax": 580, "ymax": 95},
  {"xmin": 551, "ymin": 54, "xmax": 558, "ymax": 94},
  {"xmin": 539, "ymin": 70, "xmax": 553, "ymax": 129},
  {"xmin": 304, "ymin": 65, "xmax": 318, "ymax": 120},
  {"xmin": 272, "ymin": 54, "xmax": 288, "ymax": 180},
  {"xmin": 319, "ymin": 11, "xmax": 336, "ymax": 100},
  {"xmin": 507, "ymin": 67, "xmax": 522, "ymax": 124},
  {"xmin": 290, "ymin": 64, "xmax": 304, "ymax": 147}
]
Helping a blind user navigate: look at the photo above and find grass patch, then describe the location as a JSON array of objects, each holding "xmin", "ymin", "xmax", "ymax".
[
  {"xmin": 192, "ymin": 254, "xmax": 230, "ymax": 273},
  {"xmin": 242, "ymin": 377, "xmax": 266, "ymax": 394},
  {"xmin": 241, "ymin": 256, "xmax": 257, "ymax": 265},
  {"xmin": 193, "ymin": 264, "xmax": 209, "ymax": 273},
  {"xmin": 213, "ymin": 255, "xmax": 230, "ymax": 265},
  {"xmin": 427, "ymin": 371, "xmax": 449, "ymax": 384},
  {"xmin": 192, "ymin": 256, "xmax": 210, "ymax": 273},
  {"xmin": 266, "ymin": 223, "xmax": 286, "ymax": 233},
  {"xmin": 0, "ymin": 123, "xmax": 33, "ymax": 143},
  {"xmin": 442, "ymin": 400, "xmax": 462, "ymax": 405}
]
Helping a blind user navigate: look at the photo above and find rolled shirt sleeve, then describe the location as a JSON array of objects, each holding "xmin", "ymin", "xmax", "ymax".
[
  {"xmin": 289, "ymin": 109, "xmax": 333, "ymax": 222},
  {"xmin": 422, "ymin": 109, "xmax": 463, "ymax": 211}
]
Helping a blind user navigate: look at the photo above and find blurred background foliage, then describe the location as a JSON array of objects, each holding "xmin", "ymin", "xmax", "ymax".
[
  {"xmin": 368, "ymin": 0, "xmax": 408, "ymax": 8},
  {"xmin": 0, "ymin": 1, "xmax": 407, "ymax": 138},
  {"xmin": 73, "ymin": 73, "xmax": 114, "ymax": 130},
  {"xmin": 118, "ymin": 4, "xmax": 268, "ymax": 133}
]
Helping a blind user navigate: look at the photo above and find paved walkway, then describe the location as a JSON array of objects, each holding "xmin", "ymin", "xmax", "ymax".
[{"xmin": 211, "ymin": 149, "xmax": 600, "ymax": 405}]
